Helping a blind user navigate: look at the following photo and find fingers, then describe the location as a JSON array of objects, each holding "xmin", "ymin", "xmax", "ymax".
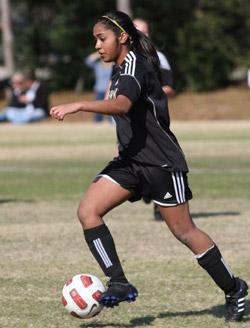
[{"xmin": 50, "ymin": 106, "xmax": 64, "ymax": 121}]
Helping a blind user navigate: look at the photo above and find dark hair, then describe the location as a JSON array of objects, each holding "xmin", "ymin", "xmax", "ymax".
[{"xmin": 96, "ymin": 11, "xmax": 161, "ymax": 82}]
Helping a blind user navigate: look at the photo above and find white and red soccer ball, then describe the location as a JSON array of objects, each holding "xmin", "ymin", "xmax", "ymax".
[{"xmin": 61, "ymin": 274, "xmax": 106, "ymax": 319}]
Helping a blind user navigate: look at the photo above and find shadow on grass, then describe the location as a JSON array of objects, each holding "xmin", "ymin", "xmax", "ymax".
[
  {"xmin": 0, "ymin": 198, "xmax": 35, "ymax": 204},
  {"xmin": 0, "ymin": 198, "xmax": 17, "ymax": 204},
  {"xmin": 79, "ymin": 300, "xmax": 250, "ymax": 327},
  {"xmin": 192, "ymin": 211, "xmax": 240, "ymax": 219}
]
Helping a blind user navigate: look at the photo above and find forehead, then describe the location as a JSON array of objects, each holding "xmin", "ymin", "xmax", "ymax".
[
  {"xmin": 93, "ymin": 22, "xmax": 115, "ymax": 36},
  {"xmin": 12, "ymin": 75, "xmax": 25, "ymax": 83},
  {"xmin": 133, "ymin": 20, "xmax": 148, "ymax": 34}
]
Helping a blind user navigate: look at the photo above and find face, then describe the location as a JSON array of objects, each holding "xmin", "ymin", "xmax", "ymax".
[
  {"xmin": 11, "ymin": 74, "xmax": 26, "ymax": 91},
  {"xmin": 133, "ymin": 19, "xmax": 149, "ymax": 37},
  {"xmin": 93, "ymin": 22, "xmax": 127, "ymax": 64}
]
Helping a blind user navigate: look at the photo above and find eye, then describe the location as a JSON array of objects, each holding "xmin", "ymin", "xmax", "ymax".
[{"xmin": 93, "ymin": 35, "xmax": 106, "ymax": 44}]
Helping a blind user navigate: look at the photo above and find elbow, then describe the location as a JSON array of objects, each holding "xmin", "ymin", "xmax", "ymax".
[
  {"xmin": 118, "ymin": 105, "xmax": 130, "ymax": 115},
  {"xmin": 115, "ymin": 95, "xmax": 131, "ymax": 115}
]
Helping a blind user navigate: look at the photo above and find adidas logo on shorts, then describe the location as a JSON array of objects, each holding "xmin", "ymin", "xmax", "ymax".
[{"xmin": 163, "ymin": 192, "xmax": 172, "ymax": 200}]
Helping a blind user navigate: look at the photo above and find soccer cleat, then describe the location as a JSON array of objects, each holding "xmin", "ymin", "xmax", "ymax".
[
  {"xmin": 225, "ymin": 277, "xmax": 248, "ymax": 322},
  {"xmin": 154, "ymin": 204, "xmax": 163, "ymax": 221},
  {"xmin": 99, "ymin": 281, "xmax": 138, "ymax": 308}
]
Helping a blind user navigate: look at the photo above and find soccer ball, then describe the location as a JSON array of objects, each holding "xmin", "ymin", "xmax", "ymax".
[{"xmin": 61, "ymin": 273, "xmax": 106, "ymax": 319}]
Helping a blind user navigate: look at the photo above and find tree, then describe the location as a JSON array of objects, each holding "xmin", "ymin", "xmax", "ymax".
[
  {"xmin": 176, "ymin": 0, "xmax": 250, "ymax": 90},
  {"xmin": 11, "ymin": 0, "xmax": 115, "ymax": 90},
  {"xmin": 0, "ymin": 0, "xmax": 14, "ymax": 76},
  {"xmin": 9, "ymin": 0, "xmax": 250, "ymax": 91},
  {"xmin": 133, "ymin": 0, "xmax": 250, "ymax": 91},
  {"xmin": 116, "ymin": 0, "xmax": 131, "ymax": 16}
]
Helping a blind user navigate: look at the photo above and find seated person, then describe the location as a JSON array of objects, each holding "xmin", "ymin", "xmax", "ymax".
[{"xmin": 0, "ymin": 71, "xmax": 49, "ymax": 124}]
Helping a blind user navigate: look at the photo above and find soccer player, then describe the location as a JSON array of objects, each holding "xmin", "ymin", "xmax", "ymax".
[{"xmin": 50, "ymin": 11, "xmax": 248, "ymax": 321}]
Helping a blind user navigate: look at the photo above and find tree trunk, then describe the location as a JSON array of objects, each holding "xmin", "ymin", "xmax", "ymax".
[
  {"xmin": 116, "ymin": 0, "xmax": 132, "ymax": 16},
  {"xmin": 1, "ymin": 0, "xmax": 15, "ymax": 76}
]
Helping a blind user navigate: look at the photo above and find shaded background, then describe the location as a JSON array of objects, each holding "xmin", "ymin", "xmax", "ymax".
[{"xmin": 1, "ymin": 0, "xmax": 249, "ymax": 92}]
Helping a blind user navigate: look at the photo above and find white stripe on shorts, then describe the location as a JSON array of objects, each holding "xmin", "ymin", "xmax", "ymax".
[
  {"xmin": 153, "ymin": 200, "xmax": 178, "ymax": 207},
  {"xmin": 93, "ymin": 238, "xmax": 113, "ymax": 268},
  {"xmin": 96, "ymin": 174, "xmax": 119, "ymax": 185},
  {"xmin": 172, "ymin": 172, "xmax": 186, "ymax": 204}
]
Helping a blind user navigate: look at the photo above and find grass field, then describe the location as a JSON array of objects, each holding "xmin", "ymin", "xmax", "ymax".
[{"xmin": 1, "ymin": 121, "xmax": 250, "ymax": 328}]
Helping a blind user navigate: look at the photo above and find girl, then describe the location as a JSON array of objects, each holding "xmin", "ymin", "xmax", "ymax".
[{"xmin": 50, "ymin": 11, "xmax": 248, "ymax": 321}]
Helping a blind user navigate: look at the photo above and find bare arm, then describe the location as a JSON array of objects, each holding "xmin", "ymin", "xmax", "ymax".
[
  {"xmin": 104, "ymin": 80, "xmax": 112, "ymax": 100},
  {"xmin": 50, "ymin": 95, "xmax": 131, "ymax": 121},
  {"xmin": 162, "ymin": 85, "xmax": 175, "ymax": 97}
]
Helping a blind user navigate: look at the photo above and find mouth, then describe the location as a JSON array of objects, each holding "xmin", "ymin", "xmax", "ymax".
[{"xmin": 99, "ymin": 53, "xmax": 107, "ymax": 61}]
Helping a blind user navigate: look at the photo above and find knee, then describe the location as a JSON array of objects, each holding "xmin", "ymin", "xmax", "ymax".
[
  {"xmin": 77, "ymin": 203, "xmax": 102, "ymax": 229},
  {"xmin": 77, "ymin": 203, "xmax": 91, "ymax": 225}
]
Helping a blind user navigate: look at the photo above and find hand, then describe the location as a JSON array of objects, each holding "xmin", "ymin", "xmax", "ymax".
[
  {"xmin": 50, "ymin": 102, "xmax": 81, "ymax": 121},
  {"xmin": 18, "ymin": 95, "xmax": 28, "ymax": 104},
  {"xmin": 88, "ymin": 52, "xmax": 100, "ymax": 60}
]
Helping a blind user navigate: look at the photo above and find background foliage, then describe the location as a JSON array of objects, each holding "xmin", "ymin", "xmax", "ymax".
[{"xmin": 10, "ymin": 0, "xmax": 250, "ymax": 91}]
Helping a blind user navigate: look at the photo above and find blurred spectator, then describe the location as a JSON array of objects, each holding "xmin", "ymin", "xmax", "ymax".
[
  {"xmin": 133, "ymin": 18, "xmax": 175, "ymax": 97},
  {"xmin": 0, "ymin": 66, "xmax": 11, "ymax": 99},
  {"xmin": 85, "ymin": 52, "xmax": 113, "ymax": 123},
  {"xmin": 247, "ymin": 68, "xmax": 250, "ymax": 88},
  {"xmin": 0, "ymin": 71, "xmax": 49, "ymax": 124}
]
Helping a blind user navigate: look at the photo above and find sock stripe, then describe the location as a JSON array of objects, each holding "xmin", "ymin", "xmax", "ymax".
[
  {"xmin": 196, "ymin": 244, "xmax": 236, "ymax": 294},
  {"xmin": 221, "ymin": 256, "xmax": 233, "ymax": 278},
  {"xmin": 93, "ymin": 238, "xmax": 113, "ymax": 268}
]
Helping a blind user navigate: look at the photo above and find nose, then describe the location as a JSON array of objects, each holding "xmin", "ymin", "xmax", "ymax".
[{"xmin": 95, "ymin": 39, "xmax": 101, "ymax": 50}]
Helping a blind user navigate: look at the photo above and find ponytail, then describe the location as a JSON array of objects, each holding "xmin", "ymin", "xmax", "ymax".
[
  {"xmin": 131, "ymin": 29, "xmax": 161, "ymax": 83},
  {"xmin": 97, "ymin": 11, "xmax": 162, "ymax": 83}
]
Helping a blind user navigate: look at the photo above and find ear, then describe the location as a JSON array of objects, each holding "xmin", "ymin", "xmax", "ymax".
[{"xmin": 119, "ymin": 32, "xmax": 130, "ymax": 44}]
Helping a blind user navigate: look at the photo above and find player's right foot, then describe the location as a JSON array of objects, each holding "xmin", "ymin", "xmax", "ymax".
[
  {"xmin": 99, "ymin": 281, "xmax": 138, "ymax": 308},
  {"xmin": 225, "ymin": 277, "xmax": 248, "ymax": 321}
]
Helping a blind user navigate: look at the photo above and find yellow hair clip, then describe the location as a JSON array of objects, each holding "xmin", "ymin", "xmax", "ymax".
[{"xmin": 102, "ymin": 16, "xmax": 127, "ymax": 34}]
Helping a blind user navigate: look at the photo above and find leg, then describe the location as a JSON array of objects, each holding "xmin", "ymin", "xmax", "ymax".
[
  {"xmin": 77, "ymin": 176, "xmax": 131, "ymax": 229},
  {"xmin": 79, "ymin": 177, "xmax": 138, "ymax": 307},
  {"xmin": 159, "ymin": 202, "xmax": 213, "ymax": 254},
  {"xmin": 94, "ymin": 113, "xmax": 103, "ymax": 122},
  {"xmin": 5, "ymin": 107, "xmax": 25, "ymax": 124},
  {"xmin": 0, "ymin": 109, "xmax": 7, "ymax": 122},
  {"xmin": 29, "ymin": 108, "xmax": 47, "ymax": 122},
  {"xmin": 159, "ymin": 202, "xmax": 248, "ymax": 321}
]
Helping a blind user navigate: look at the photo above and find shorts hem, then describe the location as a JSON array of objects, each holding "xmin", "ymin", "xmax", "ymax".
[
  {"xmin": 153, "ymin": 200, "xmax": 188, "ymax": 207},
  {"xmin": 96, "ymin": 174, "xmax": 119, "ymax": 185}
]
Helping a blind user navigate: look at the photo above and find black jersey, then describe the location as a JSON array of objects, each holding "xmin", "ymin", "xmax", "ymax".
[{"xmin": 108, "ymin": 50, "xmax": 188, "ymax": 172}]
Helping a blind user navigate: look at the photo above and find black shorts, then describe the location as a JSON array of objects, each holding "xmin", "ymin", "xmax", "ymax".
[{"xmin": 97, "ymin": 157, "xmax": 193, "ymax": 207}]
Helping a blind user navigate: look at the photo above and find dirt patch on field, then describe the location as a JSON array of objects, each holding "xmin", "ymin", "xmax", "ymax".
[
  {"xmin": 52, "ymin": 86, "xmax": 250, "ymax": 122},
  {"xmin": 1, "ymin": 85, "xmax": 249, "ymax": 122},
  {"xmin": 169, "ymin": 85, "xmax": 250, "ymax": 120}
]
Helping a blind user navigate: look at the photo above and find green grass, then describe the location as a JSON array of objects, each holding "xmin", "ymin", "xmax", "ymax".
[
  {"xmin": 0, "ymin": 121, "xmax": 250, "ymax": 328},
  {"xmin": 0, "ymin": 159, "xmax": 105, "ymax": 200}
]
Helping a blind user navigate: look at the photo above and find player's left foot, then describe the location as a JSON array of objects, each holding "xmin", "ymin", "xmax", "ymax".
[
  {"xmin": 225, "ymin": 277, "xmax": 248, "ymax": 321},
  {"xmin": 99, "ymin": 281, "xmax": 138, "ymax": 308}
]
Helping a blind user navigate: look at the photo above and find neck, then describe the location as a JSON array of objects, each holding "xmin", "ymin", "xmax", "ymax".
[{"xmin": 116, "ymin": 46, "xmax": 130, "ymax": 65}]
